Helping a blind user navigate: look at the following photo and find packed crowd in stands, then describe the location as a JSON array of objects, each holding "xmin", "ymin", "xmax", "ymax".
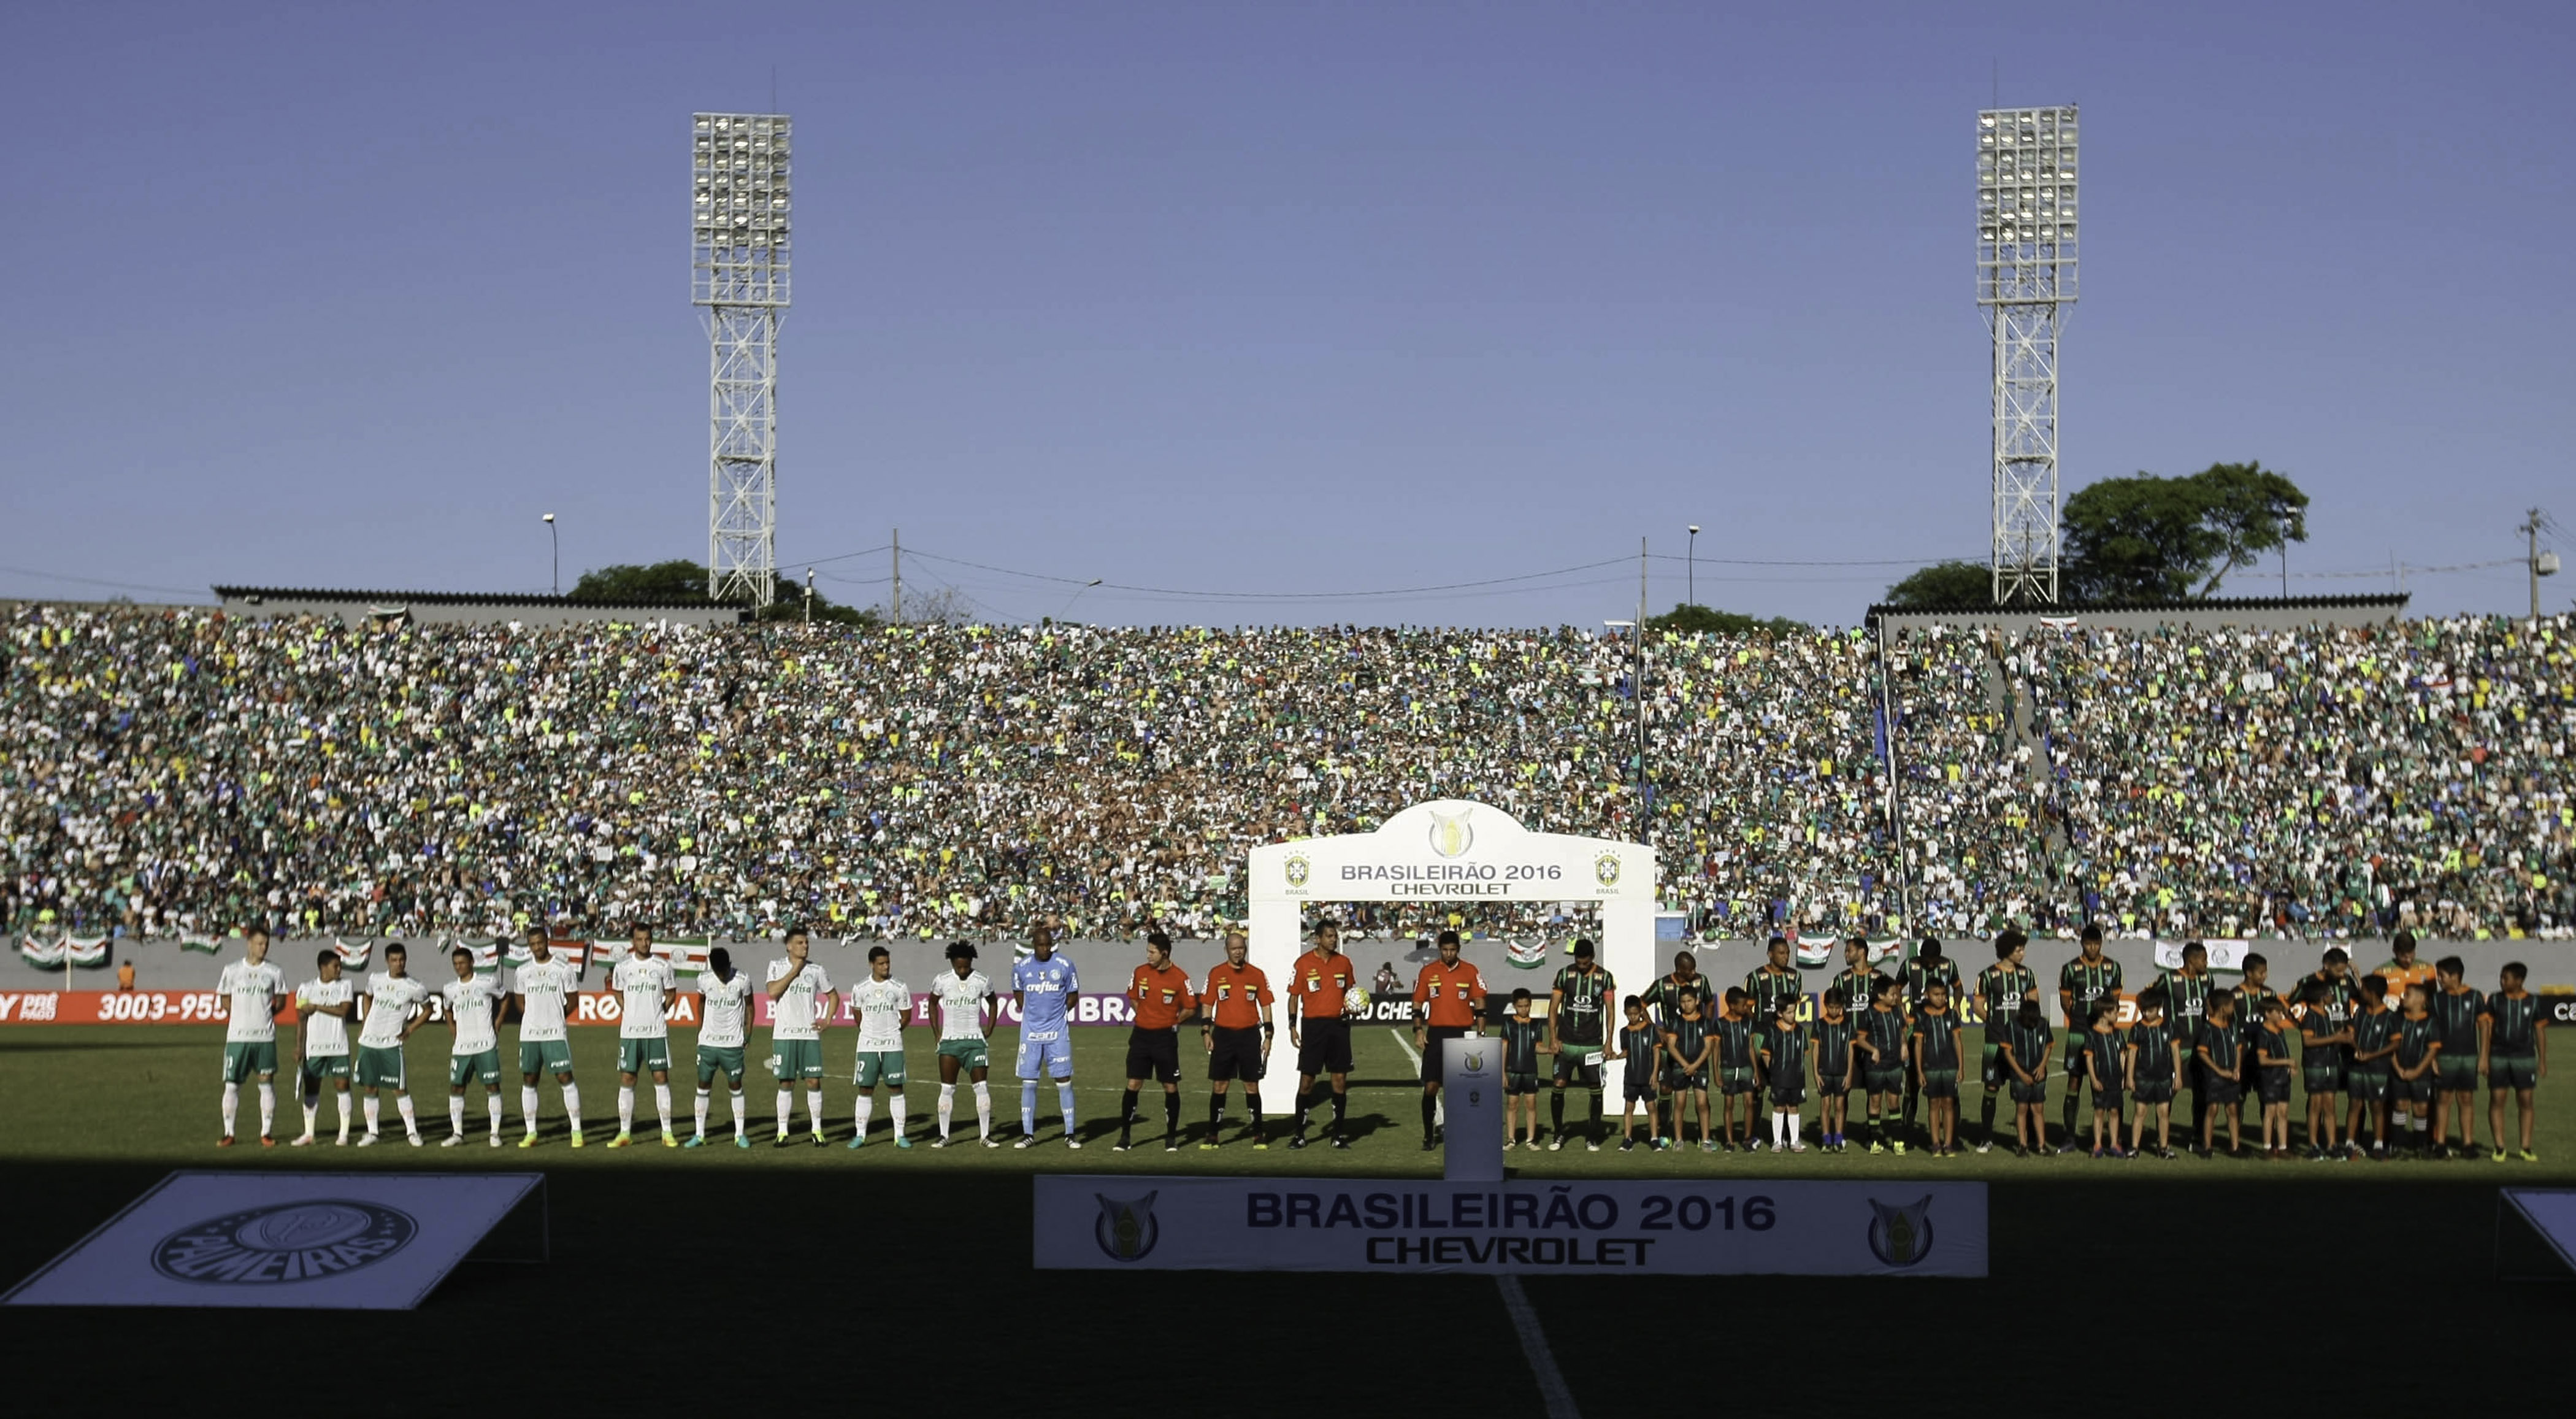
[{"xmin": 2, "ymin": 604, "xmax": 2568, "ymax": 944}]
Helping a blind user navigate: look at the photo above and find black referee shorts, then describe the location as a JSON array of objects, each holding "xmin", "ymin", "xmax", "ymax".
[
  {"xmin": 1124, "ymin": 1027, "xmax": 1180, "ymax": 1084},
  {"xmin": 1208, "ymin": 1025, "xmax": 1263, "ymax": 1083},
  {"xmin": 1298, "ymin": 1017, "xmax": 1353, "ymax": 1076},
  {"xmin": 1421, "ymin": 1026, "xmax": 1467, "ymax": 1085}
]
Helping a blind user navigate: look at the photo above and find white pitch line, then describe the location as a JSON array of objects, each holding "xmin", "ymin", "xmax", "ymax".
[
  {"xmin": 1495, "ymin": 1274, "xmax": 1582, "ymax": 1419},
  {"xmin": 1388, "ymin": 1027, "xmax": 1441, "ymax": 1126}
]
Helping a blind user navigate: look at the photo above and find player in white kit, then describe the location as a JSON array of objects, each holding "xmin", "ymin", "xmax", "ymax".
[
  {"xmin": 767, "ymin": 926, "xmax": 834, "ymax": 1147},
  {"xmin": 441, "ymin": 946, "xmax": 507, "ymax": 1147},
  {"xmin": 930, "ymin": 942, "xmax": 1000, "ymax": 1147},
  {"xmin": 691, "ymin": 947, "xmax": 756, "ymax": 1149},
  {"xmin": 214, "ymin": 925, "xmax": 288, "ymax": 1147},
  {"xmin": 610, "ymin": 923, "xmax": 680, "ymax": 1148},
  {"xmin": 355, "ymin": 942, "xmax": 429, "ymax": 1146},
  {"xmin": 509, "ymin": 925, "xmax": 583, "ymax": 1147},
  {"xmin": 845, "ymin": 945, "xmax": 913, "ymax": 1148},
  {"xmin": 291, "ymin": 948, "xmax": 357, "ymax": 1145}
]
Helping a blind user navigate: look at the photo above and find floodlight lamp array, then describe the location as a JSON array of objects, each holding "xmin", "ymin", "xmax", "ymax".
[
  {"xmin": 694, "ymin": 113, "xmax": 792, "ymax": 251},
  {"xmin": 1976, "ymin": 107, "xmax": 2077, "ymax": 247}
]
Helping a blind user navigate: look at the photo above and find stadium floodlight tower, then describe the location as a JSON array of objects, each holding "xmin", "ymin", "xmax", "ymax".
[
  {"xmin": 1977, "ymin": 105, "xmax": 2077, "ymax": 604},
  {"xmin": 692, "ymin": 112, "xmax": 792, "ymax": 607}
]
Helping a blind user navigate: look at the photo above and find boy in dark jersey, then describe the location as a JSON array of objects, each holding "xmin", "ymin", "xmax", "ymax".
[
  {"xmin": 1901, "ymin": 939, "xmax": 1961, "ymax": 1137},
  {"xmin": 2391, "ymin": 982, "xmax": 2442, "ymax": 1157},
  {"xmin": 1813, "ymin": 986, "xmax": 1859, "ymax": 1152},
  {"xmin": 1498, "ymin": 988, "xmax": 1550, "ymax": 1150},
  {"xmin": 2484, "ymin": 963, "xmax": 2547, "ymax": 1163},
  {"xmin": 2347, "ymin": 976, "xmax": 2400, "ymax": 1158},
  {"xmin": 2296, "ymin": 981, "xmax": 2352, "ymax": 1160},
  {"xmin": 1663, "ymin": 988, "xmax": 1714, "ymax": 1152},
  {"xmin": 1912, "ymin": 980, "xmax": 1963, "ymax": 1157},
  {"xmin": 1861, "ymin": 974, "xmax": 1910, "ymax": 1154},
  {"xmin": 1714, "ymin": 988, "xmax": 1760, "ymax": 1151},
  {"xmin": 2127, "ymin": 990, "xmax": 2178, "ymax": 1159},
  {"xmin": 2296, "ymin": 947, "xmax": 2361, "ymax": 1152},
  {"xmin": 2428, "ymin": 956, "xmax": 2486, "ymax": 1158},
  {"xmin": 2232, "ymin": 954, "xmax": 2281, "ymax": 1134},
  {"xmin": 1613, "ymin": 996, "xmax": 1663, "ymax": 1152},
  {"xmin": 2057, "ymin": 924, "xmax": 2122, "ymax": 1151},
  {"xmin": 2194, "ymin": 991, "xmax": 2244, "ymax": 1159},
  {"xmin": 1996, "ymin": 998, "xmax": 2053, "ymax": 1158},
  {"xmin": 1758, "ymin": 997, "xmax": 1809, "ymax": 1153},
  {"xmin": 2254, "ymin": 997, "xmax": 2296, "ymax": 1158},
  {"xmin": 2082, "ymin": 1003, "xmax": 2127, "ymax": 1158},
  {"xmin": 1975, "ymin": 931, "xmax": 2037, "ymax": 1154}
]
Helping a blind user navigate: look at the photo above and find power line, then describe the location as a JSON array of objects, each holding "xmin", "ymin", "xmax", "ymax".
[
  {"xmin": 2287, "ymin": 558, "xmax": 2521, "ymax": 581},
  {"xmin": 900, "ymin": 547, "xmax": 1635, "ymax": 601},
  {"xmin": 0, "ymin": 564, "xmax": 213, "ymax": 598}
]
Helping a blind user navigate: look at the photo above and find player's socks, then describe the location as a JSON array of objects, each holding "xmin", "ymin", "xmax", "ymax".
[
  {"xmin": 1421, "ymin": 1093, "xmax": 1438, "ymax": 1140},
  {"xmin": 1771, "ymin": 1113, "xmax": 1785, "ymax": 1148},
  {"xmin": 1290, "ymin": 1089, "xmax": 1309, "ymax": 1134},
  {"xmin": 2061, "ymin": 1093, "xmax": 2081, "ymax": 1144},
  {"xmin": 258, "ymin": 1082, "xmax": 275, "ymax": 1137},
  {"xmin": 1550, "ymin": 1090, "xmax": 1566, "ymax": 1137},
  {"xmin": 221, "ymin": 1082, "xmax": 240, "ymax": 1138},
  {"xmin": 854, "ymin": 1094, "xmax": 875, "ymax": 1142},
  {"xmin": 337, "ymin": 1093, "xmax": 355, "ymax": 1142},
  {"xmin": 1330, "ymin": 1090, "xmax": 1346, "ymax": 1137},
  {"xmin": 364, "ymin": 1095, "xmax": 381, "ymax": 1135},
  {"xmin": 655, "ymin": 1083, "xmax": 673, "ymax": 1133},
  {"xmin": 450, "ymin": 1098, "xmax": 468, "ymax": 1137},
  {"xmin": 1021, "ymin": 1082, "xmax": 1038, "ymax": 1137},
  {"xmin": 486, "ymin": 1094, "xmax": 503, "ymax": 1138},
  {"xmin": 1978, "ymin": 1094, "xmax": 1997, "ymax": 1143},
  {"xmin": 301, "ymin": 1101, "xmax": 319, "ymax": 1138},
  {"xmin": 730, "ymin": 1089, "xmax": 748, "ymax": 1137},
  {"xmin": 776, "ymin": 1088, "xmax": 794, "ymax": 1137},
  {"xmin": 560, "ymin": 1082, "xmax": 581, "ymax": 1135},
  {"xmin": 395, "ymin": 1094, "xmax": 418, "ymax": 1139},
  {"xmin": 1787, "ymin": 1113, "xmax": 1803, "ymax": 1147},
  {"xmin": 1248, "ymin": 1092, "xmax": 1263, "ymax": 1136},
  {"xmin": 521, "ymin": 1086, "xmax": 542, "ymax": 1136},
  {"xmin": 973, "ymin": 1080, "xmax": 993, "ymax": 1138},
  {"xmin": 887, "ymin": 1091, "xmax": 904, "ymax": 1140},
  {"xmin": 1119, "ymin": 1087, "xmax": 1140, "ymax": 1142},
  {"xmin": 695, "ymin": 1087, "xmax": 712, "ymax": 1137},
  {"xmin": 619, "ymin": 1085, "xmax": 637, "ymax": 1134},
  {"xmin": 802, "ymin": 1087, "xmax": 822, "ymax": 1137},
  {"xmin": 1208, "ymin": 1094, "xmax": 1226, "ymax": 1133},
  {"xmin": 1163, "ymin": 1092, "xmax": 1180, "ymax": 1142},
  {"xmin": 1057, "ymin": 1082, "xmax": 1077, "ymax": 1136},
  {"xmin": 937, "ymin": 1082, "xmax": 957, "ymax": 1139}
]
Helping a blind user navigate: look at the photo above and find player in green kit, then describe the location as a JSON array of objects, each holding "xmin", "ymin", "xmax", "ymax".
[
  {"xmin": 1614, "ymin": 996, "xmax": 1662, "ymax": 1152},
  {"xmin": 609, "ymin": 924, "xmax": 680, "ymax": 1148},
  {"xmin": 930, "ymin": 943, "xmax": 999, "ymax": 1147},
  {"xmin": 1758, "ymin": 997, "xmax": 1809, "ymax": 1153},
  {"xmin": 1547, "ymin": 939, "xmax": 1614, "ymax": 1151},
  {"xmin": 290, "ymin": 949, "xmax": 356, "ymax": 1146},
  {"xmin": 1663, "ymin": 989, "xmax": 1714, "ymax": 1151},
  {"xmin": 2391, "ymin": 982, "xmax": 2442, "ymax": 1157},
  {"xmin": 1499, "ymin": 989, "xmax": 1550, "ymax": 1149},
  {"xmin": 439, "ymin": 946, "xmax": 507, "ymax": 1147},
  {"xmin": 1860, "ymin": 974, "xmax": 1909, "ymax": 1153},
  {"xmin": 2347, "ymin": 977, "xmax": 2399, "ymax": 1158},
  {"xmin": 846, "ymin": 945, "xmax": 913, "ymax": 1148},
  {"xmin": 2427, "ymin": 956, "xmax": 2485, "ymax": 1158},
  {"xmin": 2156, "ymin": 942, "xmax": 2218, "ymax": 1143},
  {"xmin": 1714, "ymin": 988, "xmax": 1761, "ymax": 1151},
  {"xmin": 2081, "ymin": 1004, "xmax": 2127, "ymax": 1158},
  {"xmin": 2231, "ymin": 955, "xmax": 2282, "ymax": 1136},
  {"xmin": 1829, "ymin": 938, "xmax": 1877, "ymax": 1134},
  {"xmin": 1745, "ymin": 936, "xmax": 1803, "ymax": 1027},
  {"xmin": 1812, "ymin": 986, "xmax": 1858, "ymax": 1152},
  {"xmin": 1974, "ymin": 931, "xmax": 2037, "ymax": 1153},
  {"xmin": 510, "ymin": 926, "xmax": 583, "ymax": 1146},
  {"xmin": 766, "ymin": 926, "xmax": 832, "ymax": 1147},
  {"xmin": 690, "ymin": 947, "xmax": 754, "ymax": 1148},
  {"xmin": 355, "ymin": 942, "xmax": 429, "ymax": 1146},
  {"xmin": 1912, "ymin": 980, "xmax": 1963, "ymax": 1157},
  {"xmin": 2484, "ymin": 963, "xmax": 2547, "ymax": 1162},
  {"xmin": 1996, "ymin": 999, "xmax": 2052, "ymax": 1157},
  {"xmin": 2296, "ymin": 981, "xmax": 2352, "ymax": 1161},
  {"xmin": 2057, "ymin": 925, "xmax": 2122, "ymax": 1153},
  {"xmin": 2253, "ymin": 997, "xmax": 2296, "ymax": 1158},
  {"xmin": 2193, "ymin": 991, "xmax": 2244, "ymax": 1159},
  {"xmin": 214, "ymin": 926, "xmax": 287, "ymax": 1147},
  {"xmin": 1901, "ymin": 940, "xmax": 1961, "ymax": 1140}
]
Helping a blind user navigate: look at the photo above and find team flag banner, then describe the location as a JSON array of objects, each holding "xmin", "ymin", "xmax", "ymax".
[
  {"xmin": 2153, "ymin": 939, "xmax": 2252, "ymax": 973},
  {"xmin": 331, "ymin": 939, "xmax": 374, "ymax": 971},
  {"xmin": 1505, "ymin": 940, "xmax": 1549, "ymax": 969},
  {"xmin": 1793, "ymin": 941, "xmax": 1834, "ymax": 968},
  {"xmin": 1868, "ymin": 939, "xmax": 1904, "ymax": 963},
  {"xmin": 178, "ymin": 935, "xmax": 225, "ymax": 956},
  {"xmin": 650, "ymin": 940, "xmax": 711, "ymax": 975},
  {"xmin": 17, "ymin": 935, "xmax": 110, "ymax": 969},
  {"xmin": 1035, "ymin": 1177, "xmax": 1986, "ymax": 1277},
  {"xmin": 2, "ymin": 1171, "xmax": 544, "ymax": 1310}
]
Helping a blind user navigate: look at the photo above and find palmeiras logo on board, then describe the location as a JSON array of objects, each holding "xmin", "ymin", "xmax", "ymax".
[
  {"xmin": 1865, "ymin": 1196, "xmax": 1934, "ymax": 1267},
  {"xmin": 1428, "ymin": 807, "xmax": 1474, "ymax": 859},
  {"xmin": 152, "ymin": 1199, "xmax": 418, "ymax": 1285},
  {"xmin": 1094, "ymin": 1193, "xmax": 1160, "ymax": 1262},
  {"xmin": 1284, "ymin": 854, "xmax": 1311, "ymax": 890}
]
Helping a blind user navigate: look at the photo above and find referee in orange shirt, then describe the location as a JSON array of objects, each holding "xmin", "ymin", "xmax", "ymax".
[
  {"xmin": 1413, "ymin": 929, "xmax": 1487, "ymax": 1152},
  {"xmin": 1117, "ymin": 931, "xmax": 1198, "ymax": 1152},
  {"xmin": 1287, "ymin": 918, "xmax": 1361, "ymax": 1149},
  {"xmin": 1200, "ymin": 931, "xmax": 1275, "ymax": 1148}
]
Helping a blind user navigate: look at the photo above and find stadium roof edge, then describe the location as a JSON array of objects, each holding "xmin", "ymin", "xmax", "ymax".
[
  {"xmin": 210, "ymin": 584, "xmax": 735, "ymax": 609},
  {"xmin": 1868, "ymin": 591, "xmax": 2410, "ymax": 618}
]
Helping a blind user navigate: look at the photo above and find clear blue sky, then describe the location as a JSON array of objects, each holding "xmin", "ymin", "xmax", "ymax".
[{"xmin": 3, "ymin": 1, "xmax": 2568, "ymax": 626}]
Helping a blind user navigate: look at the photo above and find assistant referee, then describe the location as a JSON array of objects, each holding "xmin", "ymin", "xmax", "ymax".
[
  {"xmin": 1200, "ymin": 930, "xmax": 1275, "ymax": 1148},
  {"xmin": 1412, "ymin": 929, "xmax": 1487, "ymax": 1152},
  {"xmin": 1117, "ymin": 931, "xmax": 1197, "ymax": 1152},
  {"xmin": 1288, "ymin": 918, "xmax": 1360, "ymax": 1150}
]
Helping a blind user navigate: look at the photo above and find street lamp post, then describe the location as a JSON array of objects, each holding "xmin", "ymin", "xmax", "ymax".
[
  {"xmin": 803, "ymin": 567, "xmax": 815, "ymax": 623},
  {"xmin": 1605, "ymin": 619, "xmax": 1646, "ymax": 836},
  {"xmin": 542, "ymin": 513, "xmax": 558, "ymax": 596},
  {"xmin": 1687, "ymin": 524, "xmax": 1700, "ymax": 607}
]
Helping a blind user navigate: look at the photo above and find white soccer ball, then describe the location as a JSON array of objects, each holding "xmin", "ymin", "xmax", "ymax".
[{"xmin": 1344, "ymin": 988, "xmax": 1372, "ymax": 1018}]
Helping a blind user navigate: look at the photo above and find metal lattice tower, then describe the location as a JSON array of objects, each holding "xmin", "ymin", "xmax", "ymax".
[
  {"xmin": 692, "ymin": 113, "xmax": 792, "ymax": 607},
  {"xmin": 1977, "ymin": 106, "xmax": 2077, "ymax": 605}
]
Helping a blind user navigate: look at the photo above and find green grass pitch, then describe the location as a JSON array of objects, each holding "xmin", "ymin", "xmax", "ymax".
[{"xmin": 5, "ymin": 1023, "xmax": 2573, "ymax": 1416}]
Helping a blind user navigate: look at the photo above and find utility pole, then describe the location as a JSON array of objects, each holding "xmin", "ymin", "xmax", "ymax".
[
  {"xmin": 1636, "ymin": 537, "xmax": 1649, "ymax": 840},
  {"xmin": 891, "ymin": 527, "xmax": 902, "ymax": 625},
  {"xmin": 2520, "ymin": 507, "xmax": 2559, "ymax": 621}
]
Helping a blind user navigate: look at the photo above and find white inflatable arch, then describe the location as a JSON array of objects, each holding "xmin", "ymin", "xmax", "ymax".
[{"xmin": 1245, "ymin": 800, "xmax": 1656, "ymax": 1096}]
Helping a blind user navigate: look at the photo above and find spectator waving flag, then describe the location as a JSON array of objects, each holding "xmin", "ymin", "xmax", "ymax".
[
  {"xmin": 331, "ymin": 938, "xmax": 373, "ymax": 972},
  {"xmin": 1505, "ymin": 939, "xmax": 1549, "ymax": 969}
]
